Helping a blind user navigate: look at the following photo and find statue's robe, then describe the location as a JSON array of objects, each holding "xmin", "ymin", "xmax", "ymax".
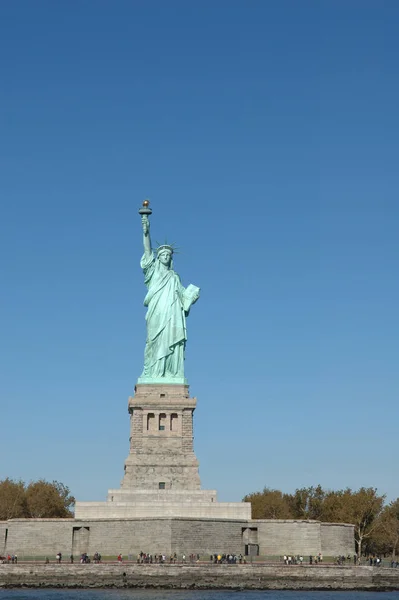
[{"xmin": 140, "ymin": 252, "xmax": 187, "ymax": 379}]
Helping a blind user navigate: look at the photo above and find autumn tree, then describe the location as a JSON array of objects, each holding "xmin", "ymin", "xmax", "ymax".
[
  {"xmin": 376, "ymin": 499, "xmax": 399, "ymax": 559},
  {"xmin": 286, "ymin": 486, "xmax": 385, "ymax": 556},
  {"xmin": 287, "ymin": 485, "xmax": 326, "ymax": 520},
  {"xmin": 334, "ymin": 488, "xmax": 385, "ymax": 557},
  {"xmin": 25, "ymin": 480, "xmax": 75, "ymax": 518},
  {"xmin": 0, "ymin": 478, "xmax": 75, "ymax": 519},
  {"xmin": 318, "ymin": 489, "xmax": 346, "ymax": 522},
  {"xmin": 0, "ymin": 478, "xmax": 27, "ymax": 519},
  {"xmin": 243, "ymin": 483, "xmax": 387, "ymax": 558},
  {"xmin": 243, "ymin": 487, "xmax": 293, "ymax": 519}
]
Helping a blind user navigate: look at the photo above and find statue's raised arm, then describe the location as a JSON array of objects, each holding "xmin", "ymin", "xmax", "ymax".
[{"xmin": 141, "ymin": 215, "xmax": 152, "ymax": 257}]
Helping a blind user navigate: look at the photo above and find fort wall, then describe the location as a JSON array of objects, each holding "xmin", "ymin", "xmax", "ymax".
[{"xmin": 2, "ymin": 517, "xmax": 354, "ymax": 558}]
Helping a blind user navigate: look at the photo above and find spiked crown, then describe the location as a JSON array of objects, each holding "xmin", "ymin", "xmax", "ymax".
[{"xmin": 156, "ymin": 240, "xmax": 179, "ymax": 256}]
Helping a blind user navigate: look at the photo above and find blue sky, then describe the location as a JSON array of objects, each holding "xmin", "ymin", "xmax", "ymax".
[{"xmin": 1, "ymin": 1, "xmax": 398, "ymax": 506}]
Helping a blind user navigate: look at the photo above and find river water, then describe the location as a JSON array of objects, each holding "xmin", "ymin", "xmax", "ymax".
[{"xmin": 1, "ymin": 592, "xmax": 399, "ymax": 600}]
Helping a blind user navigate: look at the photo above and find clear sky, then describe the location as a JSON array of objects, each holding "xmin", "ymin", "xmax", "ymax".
[{"xmin": 1, "ymin": 1, "xmax": 398, "ymax": 506}]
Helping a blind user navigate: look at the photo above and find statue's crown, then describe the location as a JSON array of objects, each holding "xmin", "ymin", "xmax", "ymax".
[
  {"xmin": 157, "ymin": 244, "xmax": 174, "ymax": 255},
  {"xmin": 156, "ymin": 240, "xmax": 178, "ymax": 255}
]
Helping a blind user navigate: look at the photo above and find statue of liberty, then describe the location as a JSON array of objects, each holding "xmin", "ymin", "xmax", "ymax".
[{"xmin": 138, "ymin": 201, "xmax": 200, "ymax": 384}]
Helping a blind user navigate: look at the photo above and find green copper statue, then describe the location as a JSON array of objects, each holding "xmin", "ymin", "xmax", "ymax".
[{"xmin": 137, "ymin": 201, "xmax": 200, "ymax": 384}]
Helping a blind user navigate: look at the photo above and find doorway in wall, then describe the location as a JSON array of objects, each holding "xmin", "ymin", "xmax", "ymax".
[{"xmin": 72, "ymin": 526, "xmax": 90, "ymax": 556}]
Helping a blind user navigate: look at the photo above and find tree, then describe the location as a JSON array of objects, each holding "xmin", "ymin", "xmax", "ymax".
[
  {"xmin": 346, "ymin": 488, "xmax": 385, "ymax": 557},
  {"xmin": 242, "ymin": 483, "xmax": 387, "ymax": 558},
  {"xmin": 243, "ymin": 487, "xmax": 293, "ymax": 519},
  {"xmin": 287, "ymin": 485, "xmax": 326, "ymax": 520},
  {"xmin": 0, "ymin": 478, "xmax": 27, "ymax": 519},
  {"xmin": 25, "ymin": 480, "xmax": 75, "ymax": 518},
  {"xmin": 377, "ymin": 499, "xmax": 399, "ymax": 559},
  {"xmin": 317, "ymin": 487, "xmax": 385, "ymax": 557},
  {"xmin": 319, "ymin": 489, "xmax": 347, "ymax": 523},
  {"xmin": 0, "ymin": 478, "xmax": 75, "ymax": 519}
]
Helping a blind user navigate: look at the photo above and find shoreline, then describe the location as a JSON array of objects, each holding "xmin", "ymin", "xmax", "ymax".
[{"xmin": 1, "ymin": 564, "xmax": 399, "ymax": 590}]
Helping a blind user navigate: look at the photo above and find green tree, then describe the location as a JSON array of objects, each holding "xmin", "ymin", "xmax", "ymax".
[
  {"xmin": 343, "ymin": 488, "xmax": 385, "ymax": 557},
  {"xmin": 377, "ymin": 499, "xmax": 399, "ymax": 559},
  {"xmin": 312, "ymin": 487, "xmax": 384, "ymax": 557},
  {"xmin": 0, "ymin": 478, "xmax": 27, "ymax": 519},
  {"xmin": 242, "ymin": 483, "xmax": 387, "ymax": 558},
  {"xmin": 287, "ymin": 485, "xmax": 326, "ymax": 520},
  {"xmin": 243, "ymin": 487, "xmax": 293, "ymax": 519},
  {"xmin": 25, "ymin": 480, "xmax": 75, "ymax": 518},
  {"xmin": 319, "ymin": 489, "xmax": 347, "ymax": 522}
]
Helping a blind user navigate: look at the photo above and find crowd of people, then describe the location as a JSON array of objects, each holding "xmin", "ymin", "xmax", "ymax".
[
  {"xmin": 78, "ymin": 552, "xmax": 101, "ymax": 563},
  {"xmin": 134, "ymin": 552, "xmax": 201, "ymax": 564},
  {"xmin": 2, "ymin": 550, "xmax": 398, "ymax": 567},
  {"xmin": 0, "ymin": 554, "xmax": 18, "ymax": 564},
  {"xmin": 96, "ymin": 552, "xmax": 399, "ymax": 568},
  {"xmin": 210, "ymin": 553, "xmax": 245, "ymax": 564},
  {"xmin": 365, "ymin": 556, "xmax": 398, "ymax": 568},
  {"xmin": 283, "ymin": 555, "xmax": 305, "ymax": 564},
  {"xmin": 116, "ymin": 552, "xmax": 246, "ymax": 564},
  {"xmin": 42, "ymin": 552, "xmax": 101, "ymax": 564}
]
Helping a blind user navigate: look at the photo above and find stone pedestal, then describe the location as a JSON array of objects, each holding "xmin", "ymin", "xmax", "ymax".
[
  {"xmin": 74, "ymin": 383, "xmax": 251, "ymax": 520},
  {"xmin": 121, "ymin": 384, "xmax": 201, "ymax": 491}
]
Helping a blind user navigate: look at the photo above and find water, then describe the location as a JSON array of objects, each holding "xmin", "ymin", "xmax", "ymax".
[{"xmin": 1, "ymin": 592, "xmax": 399, "ymax": 600}]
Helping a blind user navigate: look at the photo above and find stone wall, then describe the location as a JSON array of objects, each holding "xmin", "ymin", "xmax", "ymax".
[
  {"xmin": 254, "ymin": 520, "xmax": 354, "ymax": 556},
  {"xmin": 2, "ymin": 517, "xmax": 354, "ymax": 558},
  {"xmin": 0, "ymin": 522, "xmax": 7, "ymax": 554},
  {"xmin": 3, "ymin": 518, "xmax": 245, "ymax": 557},
  {"xmin": 256, "ymin": 520, "xmax": 320, "ymax": 555},
  {"xmin": 1, "ymin": 563, "xmax": 399, "ymax": 590},
  {"xmin": 171, "ymin": 518, "xmax": 244, "ymax": 554},
  {"xmin": 320, "ymin": 522, "xmax": 355, "ymax": 556},
  {"xmin": 106, "ymin": 489, "xmax": 217, "ymax": 503},
  {"xmin": 5, "ymin": 520, "xmax": 73, "ymax": 556},
  {"xmin": 87, "ymin": 519, "xmax": 172, "ymax": 555},
  {"xmin": 75, "ymin": 501, "xmax": 250, "ymax": 520}
]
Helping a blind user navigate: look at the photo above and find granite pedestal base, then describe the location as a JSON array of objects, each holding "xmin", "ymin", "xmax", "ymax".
[{"xmin": 75, "ymin": 383, "xmax": 251, "ymax": 520}]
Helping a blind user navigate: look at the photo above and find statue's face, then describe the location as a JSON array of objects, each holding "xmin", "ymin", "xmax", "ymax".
[{"xmin": 158, "ymin": 250, "xmax": 172, "ymax": 267}]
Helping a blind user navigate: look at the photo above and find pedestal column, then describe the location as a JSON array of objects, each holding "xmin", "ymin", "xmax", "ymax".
[{"xmin": 121, "ymin": 383, "xmax": 201, "ymax": 490}]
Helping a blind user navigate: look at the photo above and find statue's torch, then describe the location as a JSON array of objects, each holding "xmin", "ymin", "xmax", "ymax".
[{"xmin": 139, "ymin": 199, "xmax": 152, "ymax": 217}]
